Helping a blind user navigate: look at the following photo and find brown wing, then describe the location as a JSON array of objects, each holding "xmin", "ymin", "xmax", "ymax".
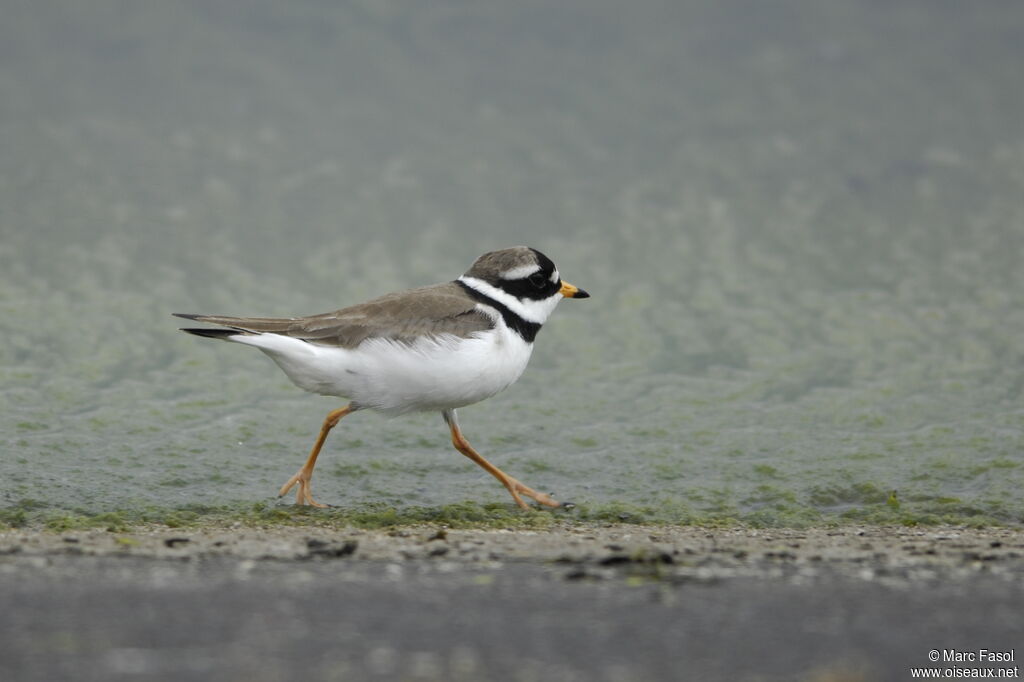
[{"xmin": 174, "ymin": 281, "xmax": 494, "ymax": 349}]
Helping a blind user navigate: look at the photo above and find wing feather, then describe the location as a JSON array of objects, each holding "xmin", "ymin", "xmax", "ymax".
[{"xmin": 174, "ymin": 282, "xmax": 494, "ymax": 349}]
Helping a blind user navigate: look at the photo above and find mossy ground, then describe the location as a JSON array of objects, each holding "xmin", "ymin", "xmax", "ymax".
[{"xmin": 0, "ymin": 496, "xmax": 1013, "ymax": 534}]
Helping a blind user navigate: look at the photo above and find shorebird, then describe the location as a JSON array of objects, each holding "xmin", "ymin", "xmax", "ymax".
[{"xmin": 175, "ymin": 246, "xmax": 588, "ymax": 508}]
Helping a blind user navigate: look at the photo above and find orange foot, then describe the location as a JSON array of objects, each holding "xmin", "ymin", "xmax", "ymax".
[
  {"xmin": 504, "ymin": 476, "xmax": 562, "ymax": 509},
  {"xmin": 278, "ymin": 469, "xmax": 329, "ymax": 508}
]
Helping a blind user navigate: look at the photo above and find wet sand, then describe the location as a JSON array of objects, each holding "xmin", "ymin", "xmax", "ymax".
[
  {"xmin": 2, "ymin": 523, "xmax": 1023, "ymax": 583},
  {"xmin": 2, "ymin": 524, "xmax": 1022, "ymax": 681}
]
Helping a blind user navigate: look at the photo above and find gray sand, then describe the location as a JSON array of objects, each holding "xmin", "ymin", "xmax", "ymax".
[
  {"xmin": 2, "ymin": 524, "xmax": 1023, "ymax": 584},
  {"xmin": 2, "ymin": 525, "xmax": 1022, "ymax": 681}
]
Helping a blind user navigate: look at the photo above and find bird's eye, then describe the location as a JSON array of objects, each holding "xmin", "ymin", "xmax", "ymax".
[{"xmin": 528, "ymin": 272, "xmax": 547, "ymax": 288}]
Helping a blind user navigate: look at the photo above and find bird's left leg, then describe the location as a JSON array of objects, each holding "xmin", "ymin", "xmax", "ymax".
[{"xmin": 442, "ymin": 409, "xmax": 561, "ymax": 509}]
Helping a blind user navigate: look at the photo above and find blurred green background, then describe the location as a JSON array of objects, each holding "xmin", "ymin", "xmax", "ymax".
[{"xmin": 2, "ymin": 0, "xmax": 1023, "ymax": 526}]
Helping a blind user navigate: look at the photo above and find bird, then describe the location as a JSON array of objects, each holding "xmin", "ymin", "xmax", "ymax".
[{"xmin": 174, "ymin": 246, "xmax": 589, "ymax": 509}]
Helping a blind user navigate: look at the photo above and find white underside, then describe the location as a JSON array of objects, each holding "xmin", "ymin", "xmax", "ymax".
[{"xmin": 229, "ymin": 324, "xmax": 535, "ymax": 416}]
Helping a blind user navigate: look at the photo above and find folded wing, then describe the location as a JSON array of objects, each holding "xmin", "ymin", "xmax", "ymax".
[{"xmin": 175, "ymin": 282, "xmax": 495, "ymax": 349}]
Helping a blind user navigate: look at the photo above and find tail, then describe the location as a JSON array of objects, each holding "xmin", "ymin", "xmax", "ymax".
[
  {"xmin": 173, "ymin": 313, "xmax": 257, "ymax": 340},
  {"xmin": 178, "ymin": 327, "xmax": 245, "ymax": 340},
  {"xmin": 174, "ymin": 312, "xmax": 317, "ymax": 363}
]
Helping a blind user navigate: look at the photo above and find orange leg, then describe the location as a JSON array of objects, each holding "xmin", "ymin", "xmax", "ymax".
[
  {"xmin": 442, "ymin": 409, "xmax": 561, "ymax": 509},
  {"xmin": 278, "ymin": 403, "xmax": 355, "ymax": 507}
]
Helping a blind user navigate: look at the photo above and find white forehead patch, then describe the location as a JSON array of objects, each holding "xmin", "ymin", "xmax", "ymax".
[
  {"xmin": 500, "ymin": 263, "xmax": 542, "ymax": 280},
  {"xmin": 550, "ymin": 269, "xmax": 560, "ymax": 283}
]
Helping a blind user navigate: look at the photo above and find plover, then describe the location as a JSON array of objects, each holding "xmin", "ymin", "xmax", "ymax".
[{"xmin": 174, "ymin": 246, "xmax": 589, "ymax": 509}]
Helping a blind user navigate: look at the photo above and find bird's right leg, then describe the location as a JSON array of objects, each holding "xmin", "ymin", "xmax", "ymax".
[{"xmin": 278, "ymin": 403, "xmax": 355, "ymax": 507}]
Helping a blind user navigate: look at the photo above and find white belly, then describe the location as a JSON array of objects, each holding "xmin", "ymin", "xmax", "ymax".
[{"xmin": 232, "ymin": 328, "xmax": 533, "ymax": 416}]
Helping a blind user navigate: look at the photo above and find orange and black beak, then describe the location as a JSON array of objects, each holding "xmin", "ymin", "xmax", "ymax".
[{"xmin": 559, "ymin": 280, "xmax": 590, "ymax": 299}]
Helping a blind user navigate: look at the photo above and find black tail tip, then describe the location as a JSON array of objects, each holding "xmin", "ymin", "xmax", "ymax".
[{"xmin": 179, "ymin": 327, "xmax": 237, "ymax": 340}]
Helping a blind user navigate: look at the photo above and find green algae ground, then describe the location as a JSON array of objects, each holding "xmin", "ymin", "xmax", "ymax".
[
  {"xmin": 2, "ymin": 1, "xmax": 1024, "ymax": 529},
  {"xmin": 0, "ymin": 496, "xmax": 1008, "ymax": 535}
]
